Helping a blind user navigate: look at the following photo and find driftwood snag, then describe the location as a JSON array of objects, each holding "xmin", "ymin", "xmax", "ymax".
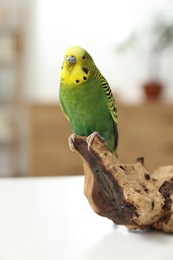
[{"xmin": 71, "ymin": 134, "xmax": 173, "ymax": 233}]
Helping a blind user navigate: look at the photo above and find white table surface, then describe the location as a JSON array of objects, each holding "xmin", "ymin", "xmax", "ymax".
[{"xmin": 0, "ymin": 176, "xmax": 172, "ymax": 260}]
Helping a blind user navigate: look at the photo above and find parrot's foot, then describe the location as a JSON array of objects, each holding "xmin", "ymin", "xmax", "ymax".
[
  {"xmin": 87, "ymin": 132, "xmax": 104, "ymax": 151},
  {"xmin": 68, "ymin": 133, "xmax": 76, "ymax": 151}
]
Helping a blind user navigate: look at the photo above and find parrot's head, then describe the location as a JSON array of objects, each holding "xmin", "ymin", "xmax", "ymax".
[{"xmin": 60, "ymin": 46, "xmax": 96, "ymax": 86}]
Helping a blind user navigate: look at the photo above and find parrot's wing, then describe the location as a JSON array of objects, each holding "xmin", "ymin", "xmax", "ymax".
[
  {"xmin": 100, "ymin": 77, "xmax": 118, "ymax": 125},
  {"xmin": 108, "ymin": 93, "xmax": 118, "ymax": 125},
  {"xmin": 59, "ymin": 93, "xmax": 70, "ymax": 121}
]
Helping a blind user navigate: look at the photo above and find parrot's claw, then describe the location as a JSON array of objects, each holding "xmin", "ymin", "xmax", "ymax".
[
  {"xmin": 87, "ymin": 132, "xmax": 104, "ymax": 151},
  {"xmin": 68, "ymin": 133, "xmax": 76, "ymax": 151}
]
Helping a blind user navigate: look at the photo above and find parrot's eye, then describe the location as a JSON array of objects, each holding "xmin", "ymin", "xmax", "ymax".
[{"xmin": 82, "ymin": 55, "xmax": 86, "ymax": 60}]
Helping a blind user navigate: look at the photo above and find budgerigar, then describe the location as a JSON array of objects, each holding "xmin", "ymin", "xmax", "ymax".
[{"xmin": 59, "ymin": 46, "xmax": 118, "ymax": 155}]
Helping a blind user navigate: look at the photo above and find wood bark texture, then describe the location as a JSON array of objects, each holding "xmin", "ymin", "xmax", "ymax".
[{"xmin": 71, "ymin": 134, "xmax": 173, "ymax": 233}]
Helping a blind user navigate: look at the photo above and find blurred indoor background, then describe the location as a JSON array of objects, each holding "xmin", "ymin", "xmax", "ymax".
[{"xmin": 0, "ymin": 0, "xmax": 173, "ymax": 177}]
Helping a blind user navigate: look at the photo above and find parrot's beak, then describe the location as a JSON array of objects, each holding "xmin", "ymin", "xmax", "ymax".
[{"xmin": 66, "ymin": 55, "xmax": 76, "ymax": 70}]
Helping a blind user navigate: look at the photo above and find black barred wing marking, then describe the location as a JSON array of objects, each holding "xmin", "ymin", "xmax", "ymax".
[{"xmin": 96, "ymin": 72, "xmax": 118, "ymax": 125}]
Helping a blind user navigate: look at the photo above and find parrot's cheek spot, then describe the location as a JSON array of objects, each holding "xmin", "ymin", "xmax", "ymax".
[
  {"xmin": 83, "ymin": 76, "xmax": 87, "ymax": 81},
  {"xmin": 76, "ymin": 80, "xmax": 80, "ymax": 83},
  {"xmin": 82, "ymin": 67, "xmax": 89, "ymax": 74}
]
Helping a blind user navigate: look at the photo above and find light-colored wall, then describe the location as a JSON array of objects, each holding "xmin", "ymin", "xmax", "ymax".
[{"xmin": 4, "ymin": 0, "xmax": 173, "ymax": 103}]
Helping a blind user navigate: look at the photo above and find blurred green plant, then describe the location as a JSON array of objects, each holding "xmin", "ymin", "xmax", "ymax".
[
  {"xmin": 115, "ymin": 15, "xmax": 173, "ymax": 80},
  {"xmin": 116, "ymin": 16, "xmax": 173, "ymax": 53}
]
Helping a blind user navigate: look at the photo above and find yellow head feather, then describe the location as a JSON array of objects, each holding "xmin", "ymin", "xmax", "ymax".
[{"xmin": 60, "ymin": 46, "xmax": 95, "ymax": 86}]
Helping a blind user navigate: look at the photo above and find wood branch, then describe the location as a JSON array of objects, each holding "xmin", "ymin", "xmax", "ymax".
[{"xmin": 71, "ymin": 133, "xmax": 173, "ymax": 233}]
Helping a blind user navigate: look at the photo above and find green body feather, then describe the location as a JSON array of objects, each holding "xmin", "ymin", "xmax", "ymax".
[{"xmin": 60, "ymin": 72, "xmax": 118, "ymax": 153}]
